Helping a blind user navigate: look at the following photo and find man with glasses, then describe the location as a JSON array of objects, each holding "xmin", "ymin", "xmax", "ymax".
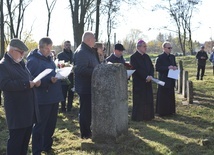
[
  {"xmin": 155, "ymin": 41, "xmax": 177, "ymax": 117},
  {"xmin": 0, "ymin": 38, "xmax": 40, "ymax": 155}
]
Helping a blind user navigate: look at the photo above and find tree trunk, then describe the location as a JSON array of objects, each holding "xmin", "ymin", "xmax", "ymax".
[{"xmin": 0, "ymin": 0, "xmax": 4, "ymax": 58}]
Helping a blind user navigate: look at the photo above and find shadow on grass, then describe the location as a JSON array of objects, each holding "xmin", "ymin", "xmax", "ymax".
[
  {"xmin": 80, "ymin": 130, "xmax": 161, "ymax": 155},
  {"xmin": 130, "ymin": 116, "xmax": 212, "ymax": 155}
]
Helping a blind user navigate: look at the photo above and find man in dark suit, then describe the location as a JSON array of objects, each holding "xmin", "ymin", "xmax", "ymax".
[
  {"xmin": 57, "ymin": 40, "xmax": 74, "ymax": 112},
  {"xmin": 74, "ymin": 31, "xmax": 99, "ymax": 139},
  {"xmin": 106, "ymin": 43, "xmax": 126, "ymax": 64},
  {"xmin": 196, "ymin": 45, "xmax": 208, "ymax": 80},
  {"xmin": 0, "ymin": 38, "xmax": 40, "ymax": 155},
  {"xmin": 155, "ymin": 41, "xmax": 177, "ymax": 117}
]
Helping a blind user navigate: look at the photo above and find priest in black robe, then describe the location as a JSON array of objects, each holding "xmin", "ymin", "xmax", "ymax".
[
  {"xmin": 130, "ymin": 40, "xmax": 154, "ymax": 121},
  {"xmin": 155, "ymin": 41, "xmax": 177, "ymax": 117}
]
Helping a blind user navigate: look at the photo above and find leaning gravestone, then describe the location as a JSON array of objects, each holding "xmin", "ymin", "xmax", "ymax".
[{"xmin": 91, "ymin": 63, "xmax": 128, "ymax": 143}]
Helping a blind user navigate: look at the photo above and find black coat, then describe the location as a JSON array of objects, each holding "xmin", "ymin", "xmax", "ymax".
[
  {"xmin": 57, "ymin": 49, "xmax": 74, "ymax": 63},
  {"xmin": 130, "ymin": 51, "xmax": 154, "ymax": 121},
  {"xmin": 0, "ymin": 53, "xmax": 40, "ymax": 129},
  {"xmin": 196, "ymin": 50, "xmax": 208, "ymax": 66},
  {"xmin": 155, "ymin": 52, "xmax": 176, "ymax": 88},
  {"xmin": 74, "ymin": 42, "xmax": 100, "ymax": 94},
  {"xmin": 106, "ymin": 53, "xmax": 125, "ymax": 64},
  {"xmin": 57, "ymin": 49, "xmax": 74, "ymax": 86},
  {"xmin": 155, "ymin": 52, "xmax": 177, "ymax": 116}
]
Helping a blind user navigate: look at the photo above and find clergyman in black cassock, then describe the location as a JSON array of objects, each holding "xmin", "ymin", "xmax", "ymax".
[
  {"xmin": 130, "ymin": 40, "xmax": 154, "ymax": 121},
  {"xmin": 155, "ymin": 41, "xmax": 177, "ymax": 117}
]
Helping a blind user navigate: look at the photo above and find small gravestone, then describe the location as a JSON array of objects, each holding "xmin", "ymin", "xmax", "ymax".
[
  {"xmin": 186, "ymin": 80, "xmax": 193, "ymax": 104},
  {"xmin": 182, "ymin": 70, "xmax": 188, "ymax": 98},
  {"xmin": 178, "ymin": 60, "xmax": 183, "ymax": 94},
  {"xmin": 91, "ymin": 63, "xmax": 128, "ymax": 143}
]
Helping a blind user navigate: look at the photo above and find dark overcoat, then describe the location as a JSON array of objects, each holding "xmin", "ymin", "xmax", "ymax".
[{"xmin": 0, "ymin": 53, "xmax": 40, "ymax": 129}]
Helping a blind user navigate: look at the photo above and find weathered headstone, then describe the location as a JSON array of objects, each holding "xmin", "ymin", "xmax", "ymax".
[
  {"xmin": 182, "ymin": 70, "xmax": 188, "ymax": 98},
  {"xmin": 177, "ymin": 60, "xmax": 183, "ymax": 94},
  {"xmin": 91, "ymin": 63, "xmax": 128, "ymax": 143},
  {"xmin": 186, "ymin": 80, "xmax": 193, "ymax": 104}
]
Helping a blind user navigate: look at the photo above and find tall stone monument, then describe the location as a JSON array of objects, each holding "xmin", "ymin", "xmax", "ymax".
[{"xmin": 91, "ymin": 63, "xmax": 128, "ymax": 143}]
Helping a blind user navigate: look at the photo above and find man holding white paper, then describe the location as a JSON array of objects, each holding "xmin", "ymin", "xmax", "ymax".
[
  {"xmin": 155, "ymin": 41, "xmax": 177, "ymax": 117},
  {"xmin": 26, "ymin": 37, "xmax": 64, "ymax": 155},
  {"xmin": 130, "ymin": 40, "xmax": 154, "ymax": 121}
]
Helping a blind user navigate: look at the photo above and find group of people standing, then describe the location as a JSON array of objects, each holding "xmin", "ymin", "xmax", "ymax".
[
  {"xmin": 0, "ymin": 37, "xmax": 64, "ymax": 155},
  {"xmin": 0, "ymin": 31, "xmax": 178, "ymax": 155},
  {"xmin": 130, "ymin": 40, "xmax": 177, "ymax": 121}
]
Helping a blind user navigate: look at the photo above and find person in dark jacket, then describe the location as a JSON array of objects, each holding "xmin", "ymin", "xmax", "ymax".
[
  {"xmin": 209, "ymin": 47, "xmax": 214, "ymax": 75},
  {"xmin": 106, "ymin": 43, "xmax": 126, "ymax": 64},
  {"xmin": 26, "ymin": 37, "xmax": 64, "ymax": 155},
  {"xmin": 0, "ymin": 90, "xmax": 2, "ymax": 105},
  {"xmin": 130, "ymin": 40, "xmax": 154, "ymax": 121},
  {"xmin": 155, "ymin": 41, "xmax": 177, "ymax": 117},
  {"xmin": 0, "ymin": 38, "xmax": 40, "ymax": 155},
  {"xmin": 74, "ymin": 31, "xmax": 99, "ymax": 139},
  {"xmin": 196, "ymin": 45, "xmax": 208, "ymax": 80},
  {"xmin": 57, "ymin": 40, "xmax": 74, "ymax": 112}
]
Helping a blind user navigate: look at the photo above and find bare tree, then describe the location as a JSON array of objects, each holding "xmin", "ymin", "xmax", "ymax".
[
  {"xmin": 95, "ymin": 0, "xmax": 101, "ymax": 41},
  {"xmin": 123, "ymin": 29, "xmax": 145, "ymax": 54},
  {"xmin": 103, "ymin": 0, "xmax": 121, "ymax": 56},
  {"xmin": 5, "ymin": 0, "xmax": 32, "ymax": 39},
  {"xmin": 0, "ymin": 0, "xmax": 4, "ymax": 58},
  {"xmin": 155, "ymin": 0, "xmax": 201, "ymax": 56},
  {"xmin": 45, "ymin": 0, "xmax": 57, "ymax": 37},
  {"xmin": 68, "ymin": 0, "xmax": 95, "ymax": 49}
]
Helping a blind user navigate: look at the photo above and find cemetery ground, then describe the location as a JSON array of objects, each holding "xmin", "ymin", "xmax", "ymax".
[{"xmin": 0, "ymin": 55, "xmax": 214, "ymax": 155}]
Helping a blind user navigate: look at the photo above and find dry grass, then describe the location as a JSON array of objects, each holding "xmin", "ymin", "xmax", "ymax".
[{"xmin": 0, "ymin": 55, "xmax": 214, "ymax": 155}]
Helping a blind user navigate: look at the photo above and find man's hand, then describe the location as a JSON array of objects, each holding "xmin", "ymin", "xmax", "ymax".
[
  {"xmin": 35, "ymin": 80, "xmax": 41, "ymax": 87},
  {"xmin": 51, "ymin": 77, "xmax": 58, "ymax": 83},
  {"xmin": 146, "ymin": 76, "xmax": 153, "ymax": 82}
]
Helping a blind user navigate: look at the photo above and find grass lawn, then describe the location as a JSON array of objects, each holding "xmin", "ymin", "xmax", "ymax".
[{"xmin": 0, "ymin": 55, "xmax": 214, "ymax": 155}]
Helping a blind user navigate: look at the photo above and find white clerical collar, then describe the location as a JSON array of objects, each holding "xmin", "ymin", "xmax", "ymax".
[{"xmin": 137, "ymin": 50, "xmax": 144, "ymax": 55}]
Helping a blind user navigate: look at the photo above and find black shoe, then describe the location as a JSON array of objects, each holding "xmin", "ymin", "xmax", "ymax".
[{"xmin": 200, "ymin": 77, "xmax": 203, "ymax": 80}]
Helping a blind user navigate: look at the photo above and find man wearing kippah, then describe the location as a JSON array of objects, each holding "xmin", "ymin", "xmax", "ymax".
[
  {"xmin": 130, "ymin": 40, "xmax": 154, "ymax": 121},
  {"xmin": 0, "ymin": 38, "xmax": 41, "ymax": 155}
]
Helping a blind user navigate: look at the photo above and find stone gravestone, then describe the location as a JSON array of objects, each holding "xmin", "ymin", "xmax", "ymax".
[
  {"xmin": 186, "ymin": 80, "xmax": 193, "ymax": 104},
  {"xmin": 177, "ymin": 60, "xmax": 183, "ymax": 94},
  {"xmin": 182, "ymin": 70, "xmax": 188, "ymax": 98},
  {"xmin": 91, "ymin": 63, "xmax": 128, "ymax": 143}
]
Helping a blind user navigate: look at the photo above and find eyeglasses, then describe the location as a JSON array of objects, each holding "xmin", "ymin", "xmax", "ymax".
[
  {"xmin": 165, "ymin": 47, "xmax": 172, "ymax": 49},
  {"xmin": 14, "ymin": 49, "xmax": 25, "ymax": 54}
]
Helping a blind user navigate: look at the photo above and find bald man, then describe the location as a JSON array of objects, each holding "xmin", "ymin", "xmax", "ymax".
[{"xmin": 74, "ymin": 31, "xmax": 99, "ymax": 139}]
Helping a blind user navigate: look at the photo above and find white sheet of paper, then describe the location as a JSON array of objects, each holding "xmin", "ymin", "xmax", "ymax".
[
  {"xmin": 167, "ymin": 69, "xmax": 180, "ymax": 80},
  {"xmin": 151, "ymin": 78, "xmax": 165, "ymax": 86},
  {"xmin": 33, "ymin": 68, "xmax": 53, "ymax": 83},
  {"xmin": 127, "ymin": 70, "xmax": 135, "ymax": 78},
  {"xmin": 55, "ymin": 67, "xmax": 73, "ymax": 79}
]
